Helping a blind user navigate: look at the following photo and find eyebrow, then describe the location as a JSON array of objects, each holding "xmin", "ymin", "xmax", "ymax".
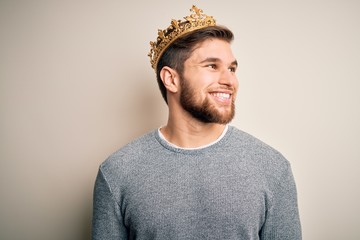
[{"xmin": 200, "ymin": 57, "xmax": 238, "ymax": 67}]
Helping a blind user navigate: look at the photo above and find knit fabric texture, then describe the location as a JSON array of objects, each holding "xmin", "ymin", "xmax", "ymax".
[{"xmin": 92, "ymin": 126, "xmax": 301, "ymax": 239}]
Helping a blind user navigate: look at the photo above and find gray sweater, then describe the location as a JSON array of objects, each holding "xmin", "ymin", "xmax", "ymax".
[{"xmin": 92, "ymin": 126, "xmax": 301, "ymax": 239}]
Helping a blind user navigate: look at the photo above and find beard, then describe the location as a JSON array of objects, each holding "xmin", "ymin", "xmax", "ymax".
[{"xmin": 179, "ymin": 77, "xmax": 236, "ymax": 124}]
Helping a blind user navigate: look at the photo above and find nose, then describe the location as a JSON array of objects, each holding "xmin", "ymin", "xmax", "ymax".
[{"xmin": 219, "ymin": 68, "xmax": 238, "ymax": 87}]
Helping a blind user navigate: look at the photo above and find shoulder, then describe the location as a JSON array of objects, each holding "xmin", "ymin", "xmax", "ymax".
[
  {"xmin": 99, "ymin": 130, "xmax": 160, "ymax": 178},
  {"xmin": 227, "ymin": 126, "xmax": 291, "ymax": 180}
]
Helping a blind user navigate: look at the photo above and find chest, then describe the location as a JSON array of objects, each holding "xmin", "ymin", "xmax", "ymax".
[{"xmin": 121, "ymin": 158, "xmax": 268, "ymax": 237}]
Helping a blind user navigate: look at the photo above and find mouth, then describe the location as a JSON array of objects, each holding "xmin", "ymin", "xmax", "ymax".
[{"xmin": 210, "ymin": 91, "xmax": 233, "ymax": 104}]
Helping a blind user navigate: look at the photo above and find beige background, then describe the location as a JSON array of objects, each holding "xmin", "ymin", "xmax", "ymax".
[{"xmin": 1, "ymin": 0, "xmax": 359, "ymax": 239}]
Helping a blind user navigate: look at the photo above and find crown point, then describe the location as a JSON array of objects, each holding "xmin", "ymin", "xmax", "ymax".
[{"xmin": 148, "ymin": 6, "xmax": 216, "ymax": 71}]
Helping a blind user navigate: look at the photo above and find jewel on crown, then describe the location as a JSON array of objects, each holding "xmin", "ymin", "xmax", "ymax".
[{"xmin": 148, "ymin": 5, "xmax": 216, "ymax": 71}]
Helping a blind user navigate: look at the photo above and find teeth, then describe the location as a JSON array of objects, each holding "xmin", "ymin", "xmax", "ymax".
[{"xmin": 211, "ymin": 93, "xmax": 230, "ymax": 99}]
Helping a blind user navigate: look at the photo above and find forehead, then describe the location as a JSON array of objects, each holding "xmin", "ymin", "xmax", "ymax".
[{"xmin": 188, "ymin": 38, "xmax": 235, "ymax": 62}]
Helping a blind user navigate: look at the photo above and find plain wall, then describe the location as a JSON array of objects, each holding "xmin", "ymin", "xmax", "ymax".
[{"xmin": 1, "ymin": 0, "xmax": 359, "ymax": 239}]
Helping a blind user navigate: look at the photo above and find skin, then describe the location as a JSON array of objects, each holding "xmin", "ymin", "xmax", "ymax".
[{"xmin": 159, "ymin": 38, "xmax": 238, "ymax": 148}]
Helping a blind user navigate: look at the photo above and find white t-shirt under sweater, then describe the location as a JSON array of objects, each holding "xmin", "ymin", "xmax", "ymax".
[{"xmin": 92, "ymin": 125, "xmax": 302, "ymax": 240}]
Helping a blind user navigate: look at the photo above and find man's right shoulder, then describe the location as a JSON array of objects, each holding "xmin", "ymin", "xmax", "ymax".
[{"xmin": 99, "ymin": 130, "xmax": 158, "ymax": 175}]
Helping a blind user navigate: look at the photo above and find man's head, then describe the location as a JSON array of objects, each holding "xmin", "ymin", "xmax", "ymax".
[
  {"xmin": 149, "ymin": 6, "xmax": 238, "ymax": 124},
  {"xmin": 156, "ymin": 26, "xmax": 234, "ymax": 104}
]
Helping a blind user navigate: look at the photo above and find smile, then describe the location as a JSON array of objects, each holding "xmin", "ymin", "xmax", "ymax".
[
  {"xmin": 210, "ymin": 92, "xmax": 231, "ymax": 100},
  {"xmin": 209, "ymin": 92, "xmax": 233, "ymax": 105}
]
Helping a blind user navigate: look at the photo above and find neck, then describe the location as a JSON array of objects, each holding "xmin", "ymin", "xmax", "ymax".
[{"xmin": 160, "ymin": 113, "xmax": 227, "ymax": 148}]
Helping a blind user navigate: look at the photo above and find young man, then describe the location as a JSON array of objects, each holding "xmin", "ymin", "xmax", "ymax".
[{"xmin": 92, "ymin": 5, "xmax": 301, "ymax": 240}]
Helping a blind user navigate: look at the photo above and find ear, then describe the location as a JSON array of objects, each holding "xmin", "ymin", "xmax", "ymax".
[{"xmin": 160, "ymin": 66, "xmax": 179, "ymax": 93}]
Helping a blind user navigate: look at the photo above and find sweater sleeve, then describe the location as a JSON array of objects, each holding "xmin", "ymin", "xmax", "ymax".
[
  {"xmin": 260, "ymin": 162, "xmax": 302, "ymax": 240},
  {"xmin": 92, "ymin": 168, "xmax": 128, "ymax": 240}
]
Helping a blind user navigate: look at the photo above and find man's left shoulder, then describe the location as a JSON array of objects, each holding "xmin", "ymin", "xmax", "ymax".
[{"xmin": 228, "ymin": 126, "xmax": 291, "ymax": 173}]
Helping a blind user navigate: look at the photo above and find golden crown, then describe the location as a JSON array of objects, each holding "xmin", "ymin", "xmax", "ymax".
[{"xmin": 148, "ymin": 5, "xmax": 216, "ymax": 71}]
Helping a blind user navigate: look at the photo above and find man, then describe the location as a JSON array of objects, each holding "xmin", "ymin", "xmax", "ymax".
[{"xmin": 92, "ymin": 5, "xmax": 301, "ymax": 240}]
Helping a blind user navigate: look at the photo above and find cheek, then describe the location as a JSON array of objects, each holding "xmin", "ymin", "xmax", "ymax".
[
  {"xmin": 233, "ymin": 77, "xmax": 239, "ymax": 89},
  {"xmin": 183, "ymin": 71, "xmax": 217, "ymax": 93}
]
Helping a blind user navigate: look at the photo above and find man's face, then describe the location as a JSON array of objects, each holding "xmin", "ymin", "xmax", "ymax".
[{"xmin": 179, "ymin": 38, "xmax": 238, "ymax": 124}]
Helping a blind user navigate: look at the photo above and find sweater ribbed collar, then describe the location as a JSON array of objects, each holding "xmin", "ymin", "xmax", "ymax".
[{"xmin": 155, "ymin": 125, "xmax": 233, "ymax": 154}]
